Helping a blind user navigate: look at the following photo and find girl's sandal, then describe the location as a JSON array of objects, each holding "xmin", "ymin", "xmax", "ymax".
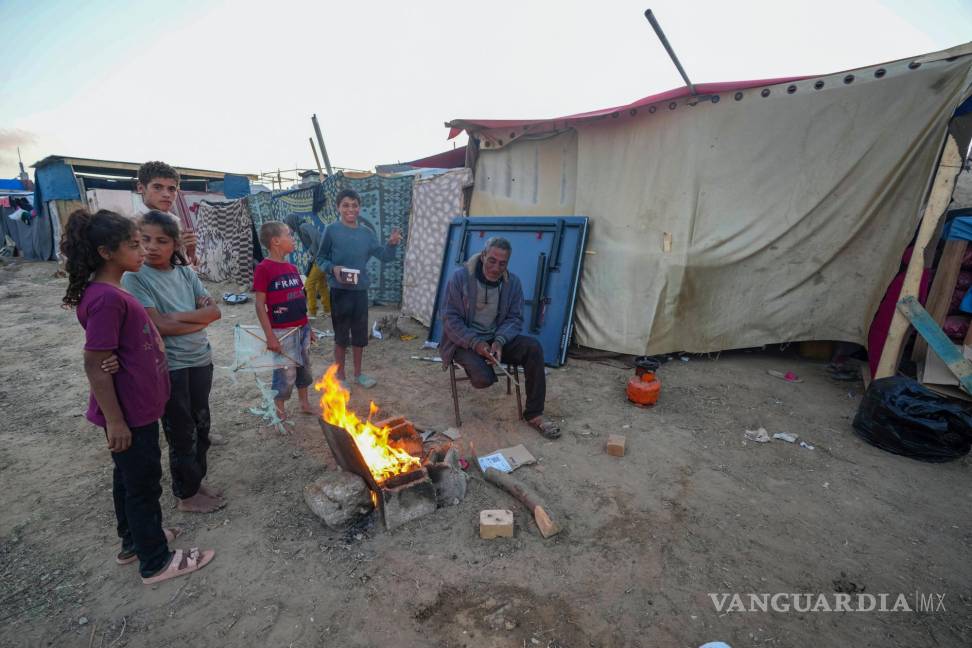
[
  {"xmin": 141, "ymin": 548, "xmax": 215, "ymax": 585},
  {"xmin": 528, "ymin": 417, "xmax": 562, "ymax": 440},
  {"xmin": 116, "ymin": 527, "xmax": 184, "ymax": 565}
]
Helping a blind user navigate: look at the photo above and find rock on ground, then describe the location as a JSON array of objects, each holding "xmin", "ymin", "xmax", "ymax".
[{"xmin": 304, "ymin": 470, "xmax": 373, "ymax": 528}]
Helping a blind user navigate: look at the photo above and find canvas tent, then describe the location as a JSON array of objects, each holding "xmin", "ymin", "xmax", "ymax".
[
  {"xmin": 447, "ymin": 43, "xmax": 972, "ymax": 357},
  {"xmin": 28, "ymin": 155, "xmax": 256, "ymax": 261}
]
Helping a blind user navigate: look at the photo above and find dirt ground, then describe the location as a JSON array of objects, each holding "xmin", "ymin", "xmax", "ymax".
[{"xmin": 1, "ymin": 259, "xmax": 970, "ymax": 648}]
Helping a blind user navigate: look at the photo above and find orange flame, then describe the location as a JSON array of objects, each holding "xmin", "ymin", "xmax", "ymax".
[{"xmin": 314, "ymin": 364, "xmax": 421, "ymax": 484}]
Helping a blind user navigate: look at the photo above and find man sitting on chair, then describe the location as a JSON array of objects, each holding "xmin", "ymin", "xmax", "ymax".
[{"xmin": 439, "ymin": 237, "xmax": 561, "ymax": 439}]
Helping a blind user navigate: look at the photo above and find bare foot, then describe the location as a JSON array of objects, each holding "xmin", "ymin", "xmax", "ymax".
[
  {"xmin": 177, "ymin": 492, "xmax": 225, "ymax": 513},
  {"xmin": 274, "ymin": 399, "xmax": 286, "ymax": 422},
  {"xmin": 300, "ymin": 400, "xmax": 317, "ymax": 415},
  {"xmin": 198, "ymin": 483, "xmax": 224, "ymax": 499}
]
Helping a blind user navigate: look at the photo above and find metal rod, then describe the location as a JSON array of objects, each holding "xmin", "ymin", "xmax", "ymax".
[
  {"xmin": 644, "ymin": 9, "xmax": 697, "ymax": 96},
  {"xmin": 311, "ymin": 113, "xmax": 334, "ymax": 176},
  {"xmin": 308, "ymin": 137, "xmax": 324, "ymax": 178},
  {"xmin": 490, "ymin": 355, "xmax": 521, "ymax": 387}
]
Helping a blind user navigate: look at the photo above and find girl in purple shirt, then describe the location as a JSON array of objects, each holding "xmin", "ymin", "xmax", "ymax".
[{"xmin": 61, "ymin": 209, "xmax": 214, "ymax": 584}]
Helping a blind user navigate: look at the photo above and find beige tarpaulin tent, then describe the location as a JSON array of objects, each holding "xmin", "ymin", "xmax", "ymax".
[{"xmin": 448, "ymin": 43, "xmax": 972, "ymax": 356}]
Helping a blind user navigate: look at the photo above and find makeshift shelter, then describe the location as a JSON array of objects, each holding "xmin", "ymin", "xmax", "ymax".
[
  {"xmin": 447, "ymin": 43, "xmax": 972, "ymax": 357},
  {"xmin": 0, "ymin": 185, "xmax": 42, "ymax": 259},
  {"xmin": 30, "ymin": 155, "xmax": 256, "ymax": 261}
]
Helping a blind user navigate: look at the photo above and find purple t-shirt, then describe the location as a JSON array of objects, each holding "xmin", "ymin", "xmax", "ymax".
[{"xmin": 77, "ymin": 283, "xmax": 170, "ymax": 428}]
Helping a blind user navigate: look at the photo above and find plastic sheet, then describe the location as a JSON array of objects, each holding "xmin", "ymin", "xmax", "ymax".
[
  {"xmin": 853, "ymin": 377, "xmax": 972, "ymax": 462},
  {"xmin": 233, "ymin": 324, "xmax": 302, "ymax": 372}
]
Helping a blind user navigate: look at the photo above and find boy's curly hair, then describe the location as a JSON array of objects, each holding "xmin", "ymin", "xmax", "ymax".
[{"xmin": 137, "ymin": 160, "xmax": 180, "ymax": 186}]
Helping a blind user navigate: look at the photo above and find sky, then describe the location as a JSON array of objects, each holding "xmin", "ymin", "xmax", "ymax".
[{"xmin": 1, "ymin": 0, "xmax": 970, "ymax": 182}]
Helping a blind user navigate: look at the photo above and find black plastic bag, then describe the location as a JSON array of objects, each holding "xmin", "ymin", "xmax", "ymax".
[{"xmin": 853, "ymin": 377, "xmax": 972, "ymax": 462}]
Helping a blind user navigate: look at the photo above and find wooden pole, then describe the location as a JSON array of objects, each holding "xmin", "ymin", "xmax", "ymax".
[
  {"xmin": 874, "ymin": 135, "xmax": 962, "ymax": 379},
  {"xmin": 912, "ymin": 239, "xmax": 969, "ymax": 362},
  {"xmin": 309, "ymin": 138, "xmax": 324, "ymax": 179},
  {"xmin": 311, "ymin": 114, "xmax": 334, "ymax": 176}
]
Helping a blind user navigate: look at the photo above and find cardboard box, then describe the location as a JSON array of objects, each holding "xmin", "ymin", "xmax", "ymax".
[{"xmin": 920, "ymin": 344, "xmax": 972, "ymax": 402}]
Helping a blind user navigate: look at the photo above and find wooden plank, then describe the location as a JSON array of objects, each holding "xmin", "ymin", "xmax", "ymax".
[
  {"xmin": 874, "ymin": 135, "xmax": 962, "ymax": 379},
  {"xmin": 913, "ymin": 239, "xmax": 969, "ymax": 362},
  {"xmin": 897, "ymin": 296, "xmax": 972, "ymax": 394}
]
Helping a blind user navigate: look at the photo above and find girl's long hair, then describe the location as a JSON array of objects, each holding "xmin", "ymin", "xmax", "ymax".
[
  {"xmin": 60, "ymin": 209, "xmax": 137, "ymax": 307},
  {"xmin": 138, "ymin": 210, "xmax": 188, "ymax": 266}
]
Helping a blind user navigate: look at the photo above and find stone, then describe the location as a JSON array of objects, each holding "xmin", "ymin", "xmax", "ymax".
[
  {"xmin": 428, "ymin": 447, "xmax": 468, "ymax": 506},
  {"xmin": 304, "ymin": 471, "xmax": 374, "ymax": 528},
  {"xmin": 607, "ymin": 434, "xmax": 626, "ymax": 457},
  {"xmin": 480, "ymin": 509, "xmax": 514, "ymax": 539},
  {"xmin": 380, "ymin": 473, "xmax": 436, "ymax": 530}
]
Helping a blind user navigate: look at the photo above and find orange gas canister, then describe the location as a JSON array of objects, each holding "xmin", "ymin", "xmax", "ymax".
[{"xmin": 627, "ymin": 372, "xmax": 661, "ymax": 406}]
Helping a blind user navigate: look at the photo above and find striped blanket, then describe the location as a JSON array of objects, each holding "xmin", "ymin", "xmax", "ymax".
[{"xmin": 195, "ymin": 200, "xmax": 254, "ymax": 288}]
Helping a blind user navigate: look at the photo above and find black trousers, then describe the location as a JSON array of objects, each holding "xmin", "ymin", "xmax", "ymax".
[
  {"xmin": 111, "ymin": 421, "xmax": 171, "ymax": 577},
  {"xmin": 161, "ymin": 364, "xmax": 214, "ymax": 499},
  {"xmin": 453, "ymin": 335, "xmax": 546, "ymax": 420}
]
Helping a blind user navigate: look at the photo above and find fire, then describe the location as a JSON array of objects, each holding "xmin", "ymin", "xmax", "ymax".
[{"xmin": 314, "ymin": 364, "xmax": 421, "ymax": 484}]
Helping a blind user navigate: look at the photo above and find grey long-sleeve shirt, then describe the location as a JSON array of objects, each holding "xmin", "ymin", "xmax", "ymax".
[{"xmin": 316, "ymin": 220, "xmax": 398, "ymax": 291}]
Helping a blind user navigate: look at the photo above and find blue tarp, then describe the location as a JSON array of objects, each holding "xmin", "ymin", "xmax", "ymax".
[
  {"xmin": 35, "ymin": 161, "xmax": 80, "ymax": 201},
  {"xmin": 944, "ymin": 215, "xmax": 972, "ymax": 242},
  {"xmin": 222, "ymin": 174, "xmax": 251, "ymax": 199},
  {"xmin": 944, "ymin": 215, "xmax": 972, "ymax": 314},
  {"xmin": 0, "ymin": 179, "xmax": 25, "ymax": 190}
]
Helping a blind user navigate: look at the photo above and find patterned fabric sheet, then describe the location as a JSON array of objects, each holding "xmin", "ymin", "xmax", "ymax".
[
  {"xmin": 401, "ymin": 169, "xmax": 473, "ymax": 325},
  {"xmin": 271, "ymin": 187, "xmax": 329, "ymax": 274},
  {"xmin": 319, "ymin": 172, "xmax": 415, "ymax": 304},
  {"xmin": 195, "ymin": 199, "xmax": 254, "ymax": 288},
  {"xmin": 247, "ymin": 188, "xmax": 333, "ymax": 274}
]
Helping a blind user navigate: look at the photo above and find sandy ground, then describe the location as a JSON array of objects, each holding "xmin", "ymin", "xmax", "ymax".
[{"xmin": 1, "ymin": 258, "xmax": 971, "ymax": 648}]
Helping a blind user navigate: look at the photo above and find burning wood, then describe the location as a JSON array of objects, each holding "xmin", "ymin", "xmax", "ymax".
[
  {"xmin": 315, "ymin": 364, "xmax": 447, "ymax": 530},
  {"xmin": 315, "ymin": 365, "xmax": 421, "ymax": 485}
]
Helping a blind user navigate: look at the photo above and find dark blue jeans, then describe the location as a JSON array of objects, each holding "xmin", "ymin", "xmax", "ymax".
[
  {"xmin": 162, "ymin": 364, "xmax": 214, "ymax": 499},
  {"xmin": 453, "ymin": 334, "xmax": 547, "ymax": 420},
  {"xmin": 110, "ymin": 421, "xmax": 171, "ymax": 578}
]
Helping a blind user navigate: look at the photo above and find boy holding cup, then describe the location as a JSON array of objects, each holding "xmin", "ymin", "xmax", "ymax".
[{"xmin": 317, "ymin": 189, "xmax": 401, "ymax": 388}]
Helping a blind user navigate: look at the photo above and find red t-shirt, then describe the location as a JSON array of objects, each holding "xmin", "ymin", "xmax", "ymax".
[
  {"xmin": 253, "ymin": 259, "xmax": 308, "ymax": 328},
  {"xmin": 77, "ymin": 283, "xmax": 170, "ymax": 428}
]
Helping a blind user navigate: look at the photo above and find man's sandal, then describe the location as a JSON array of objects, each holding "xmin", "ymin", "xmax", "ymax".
[
  {"xmin": 116, "ymin": 527, "xmax": 184, "ymax": 565},
  {"xmin": 528, "ymin": 417, "xmax": 562, "ymax": 439},
  {"xmin": 141, "ymin": 548, "xmax": 215, "ymax": 585}
]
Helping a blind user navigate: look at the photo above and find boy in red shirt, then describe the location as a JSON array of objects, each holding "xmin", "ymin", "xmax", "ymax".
[{"xmin": 253, "ymin": 222, "xmax": 315, "ymax": 420}]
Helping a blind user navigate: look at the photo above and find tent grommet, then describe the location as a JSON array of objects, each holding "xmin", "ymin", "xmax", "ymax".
[
  {"xmin": 814, "ymin": 80, "xmax": 825, "ymax": 90},
  {"xmin": 668, "ymin": 102, "xmax": 677, "ymax": 110},
  {"xmin": 908, "ymin": 61, "xmax": 921, "ymax": 70},
  {"xmin": 648, "ymin": 105, "xmax": 657, "ymax": 113},
  {"xmin": 874, "ymin": 68, "xmax": 886, "ymax": 78},
  {"xmin": 786, "ymin": 85, "xmax": 797, "ymax": 94},
  {"xmin": 843, "ymin": 74, "xmax": 855, "ymax": 84},
  {"xmin": 761, "ymin": 88, "xmax": 771, "ymax": 97},
  {"xmin": 734, "ymin": 92, "xmax": 743, "ymax": 101},
  {"xmin": 711, "ymin": 95, "xmax": 720, "ymax": 103}
]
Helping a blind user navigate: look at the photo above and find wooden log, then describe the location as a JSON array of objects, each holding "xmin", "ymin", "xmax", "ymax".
[
  {"xmin": 913, "ymin": 239, "xmax": 969, "ymax": 362},
  {"xmin": 483, "ymin": 467, "xmax": 562, "ymax": 538},
  {"xmin": 875, "ymin": 135, "xmax": 962, "ymax": 379}
]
